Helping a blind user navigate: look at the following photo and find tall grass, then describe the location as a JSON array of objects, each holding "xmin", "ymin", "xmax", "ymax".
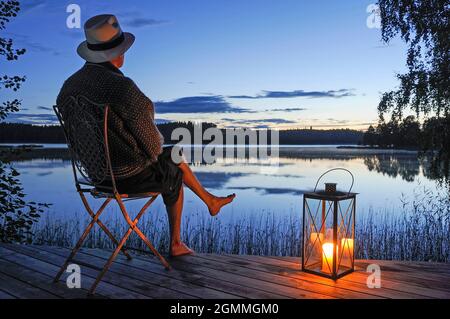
[
  {"xmin": 32, "ymin": 189, "xmax": 450, "ymax": 262},
  {"xmin": 357, "ymin": 188, "xmax": 450, "ymax": 261}
]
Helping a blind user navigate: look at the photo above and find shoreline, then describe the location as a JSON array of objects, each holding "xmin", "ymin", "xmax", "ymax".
[{"xmin": 0, "ymin": 145, "xmax": 420, "ymax": 162}]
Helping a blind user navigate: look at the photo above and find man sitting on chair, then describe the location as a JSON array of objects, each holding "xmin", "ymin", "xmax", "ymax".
[{"xmin": 57, "ymin": 14, "xmax": 235, "ymax": 257}]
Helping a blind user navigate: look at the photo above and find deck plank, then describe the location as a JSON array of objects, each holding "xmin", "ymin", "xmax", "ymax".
[
  {"xmin": 246, "ymin": 254, "xmax": 450, "ymax": 295},
  {"xmin": 271, "ymin": 255, "xmax": 450, "ymax": 278},
  {"xmin": 0, "ymin": 245, "xmax": 150, "ymax": 299},
  {"xmin": 0, "ymin": 271, "xmax": 58, "ymax": 299},
  {"xmin": 0, "ymin": 244, "xmax": 449, "ymax": 299},
  {"xmin": 78, "ymin": 247, "xmax": 281, "ymax": 299},
  {"xmin": 44, "ymin": 245, "xmax": 317, "ymax": 299},
  {"xmin": 0, "ymin": 245, "xmax": 107, "ymax": 298},
  {"xmin": 175, "ymin": 255, "xmax": 388, "ymax": 299},
  {"xmin": 0, "ymin": 257, "xmax": 88, "ymax": 299},
  {"xmin": 0, "ymin": 289, "xmax": 16, "ymax": 299},
  {"xmin": 38, "ymin": 245, "xmax": 246, "ymax": 299},
  {"xmin": 121, "ymin": 251, "xmax": 376, "ymax": 299},
  {"xmin": 3, "ymin": 244, "xmax": 194, "ymax": 299}
]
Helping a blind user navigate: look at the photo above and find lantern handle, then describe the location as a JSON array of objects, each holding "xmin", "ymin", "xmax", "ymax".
[{"xmin": 313, "ymin": 167, "xmax": 354, "ymax": 195}]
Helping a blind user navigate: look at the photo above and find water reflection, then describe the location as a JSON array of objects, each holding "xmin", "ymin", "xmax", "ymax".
[
  {"xmin": 363, "ymin": 155, "xmax": 420, "ymax": 182},
  {"xmin": 3, "ymin": 146, "xmax": 441, "ymax": 221},
  {"xmin": 192, "ymin": 172, "xmax": 245, "ymax": 189},
  {"xmin": 230, "ymin": 186, "xmax": 306, "ymax": 195},
  {"xmin": 6, "ymin": 146, "xmax": 428, "ymax": 184}
]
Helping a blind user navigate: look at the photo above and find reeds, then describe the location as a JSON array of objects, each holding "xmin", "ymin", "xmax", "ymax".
[
  {"xmin": 357, "ymin": 188, "xmax": 450, "ymax": 261},
  {"xmin": 32, "ymin": 188, "xmax": 449, "ymax": 262}
]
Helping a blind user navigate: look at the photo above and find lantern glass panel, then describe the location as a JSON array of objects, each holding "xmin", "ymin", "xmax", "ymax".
[
  {"xmin": 303, "ymin": 198, "xmax": 336, "ymax": 273},
  {"xmin": 336, "ymin": 198, "xmax": 355, "ymax": 276},
  {"xmin": 302, "ymin": 193, "xmax": 356, "ymax": 279}
]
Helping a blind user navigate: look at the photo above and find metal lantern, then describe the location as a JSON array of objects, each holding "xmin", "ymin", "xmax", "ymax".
[{"xmin": 302, "ymin": 168, "xmax": 357, "ymax": 280}]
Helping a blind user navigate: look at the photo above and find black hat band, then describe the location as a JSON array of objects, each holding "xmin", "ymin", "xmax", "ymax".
[{"xmin": 87, "ymin": 32, "xmax": 125, "ymax": 51}]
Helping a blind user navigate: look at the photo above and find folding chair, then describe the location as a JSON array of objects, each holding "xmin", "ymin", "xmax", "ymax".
[{"xmin": 53, "ymin": 95, "xmax": 170, "ymax": 295}]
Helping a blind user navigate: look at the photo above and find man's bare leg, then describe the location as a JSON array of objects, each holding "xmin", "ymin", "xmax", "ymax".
[
  {"xmin": 166, "ymin": 186, "xmax": 194, "ymax": 257},
  {"xmin": 167, "ymin": 161, "xmax": 235, "ymax": 257},
  {"xmin": 178, "ymin": 162, "xmax": 235, "ymax": 216}
]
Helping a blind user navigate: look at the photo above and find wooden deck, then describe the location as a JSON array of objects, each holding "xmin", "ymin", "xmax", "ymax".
[{"xmin": 0, "ymin": 243, "xmax": 449, "ymax": 299}]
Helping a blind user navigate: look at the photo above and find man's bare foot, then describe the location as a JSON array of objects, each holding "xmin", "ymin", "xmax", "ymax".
[
  {"xmin": 170, "ymin": 242, "xmax": 194, "ymax": 257},
  {"xmin": 208, "ymin": 193, "xmax": 236, "ymax": 216}
]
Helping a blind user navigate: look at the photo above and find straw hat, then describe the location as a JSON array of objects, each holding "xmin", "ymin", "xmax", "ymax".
[{"xmin": 77, "ymin": 14, "xmax": 135, "ymax": 63}]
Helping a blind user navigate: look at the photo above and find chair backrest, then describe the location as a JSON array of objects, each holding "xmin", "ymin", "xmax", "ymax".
[{"xmin": 54, "ymin": 96, "xmax": 112, "ymax": 188}]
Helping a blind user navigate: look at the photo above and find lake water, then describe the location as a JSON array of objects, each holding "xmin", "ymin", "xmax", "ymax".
[{"xmin": 8, "ymin": 145, "xmax": 439, "ymax": 226}]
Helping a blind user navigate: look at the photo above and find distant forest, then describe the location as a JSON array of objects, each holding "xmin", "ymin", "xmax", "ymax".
[
  {"xmin": 362, "ymin": 115, "xmax": 449, "ymax": 151},
  {"xmin": 0, "ymin": 122, "xmax": 363, "ymax": 145}
]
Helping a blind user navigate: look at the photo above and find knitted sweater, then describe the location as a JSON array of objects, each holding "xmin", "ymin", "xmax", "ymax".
[{"xmin": 56, "ymin": 62, "xmax": 163, "ymax": 179}]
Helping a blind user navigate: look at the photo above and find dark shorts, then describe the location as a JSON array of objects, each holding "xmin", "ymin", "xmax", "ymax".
[{"xmin": 102, "ymin": 146, "xmax": 184, "ymax": 206}]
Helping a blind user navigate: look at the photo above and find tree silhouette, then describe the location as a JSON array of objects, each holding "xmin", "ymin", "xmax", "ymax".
[
  {"xmin": 0, "ymin": 1, "xmax": 48, "ymax": 243},
  {"xmin": 362, "ymin": 125, "xmax": 378, "ymax": 146},
  {"xmin": 377, "ymin": 0, "xmax": 449, "ymax": 154},
  {"xmin": 363, "ymin": 116, "xmax": 421, "ymax": 148},
  {"xmin": 378, "ymin": 0, "xmax": 449, "ymax": 119}
]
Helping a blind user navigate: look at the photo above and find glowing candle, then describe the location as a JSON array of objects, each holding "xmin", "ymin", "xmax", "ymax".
[
  {"xmin": 322, "ymin": 243, "xmax": 337, "ymax": 273},
  {"xmin": 341, "ymin": 238, "xmax": 354, "ymax": 259}
]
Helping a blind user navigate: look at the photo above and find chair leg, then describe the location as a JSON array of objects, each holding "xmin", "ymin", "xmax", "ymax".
[
  {"xmin": 133, "ymin": 225, "xmax": 171, "ymax": 270},
  {"xmin": 53, "ymin": 198, "xmax": 111, "ymax": 283},
  {"xmin": 88, "ymin": 195, "xmax": 170, "ymax": 294},
  {"xmin": 95, "ymin": 219, "xmax": 133, "ymax": 261},
  {"xmin": 88, "ymin": 226, "xmax": 134, "ymax": 295},
  {"xmin": 117, "ymin": 195, "xmax": 170, "ymax": 269},
  {"xmin": 79, "ymin": 192, "xmax": 132, "ymax": 260}
]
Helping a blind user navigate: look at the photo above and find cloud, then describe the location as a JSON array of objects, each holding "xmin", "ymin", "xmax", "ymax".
[
  {"xmin": 7, "ymin": 111, "xmax": 171, "ymax": 125},
  {"xmin": 265, "ymin": 107, "xmax": 307, "ymax": 112},
  {"xmin": 323, "ymin": 118, "xmax": 375, "ymax": 127},
  {"xmin": 311, "ymin": 121, "xmax": 376, "ymax": 128},
  {"xmin": 37, "ymin": 106, "xmax": 53, "ymax": 111},
  {"xmin": 220, "ymin": 118, "xmax": 297, "ymax": 129},
  {"xmin": 37, "ymin": 171, "xmax": 53, "ymax": 177},
  {"xmin": 221, "ymin": 118, "xmax": 296, "ymax": 126},
  {"xmin": 123, "ymin": 17, "xmax": 168, "ymax": 28},
  {"xmin": 5, "ymin": 113, "xmax": 58, "ymax": 125},
  {"xmin": 155, "ymin": 96, "xmax": 252, "ymax": 114},
  {"xmin": 228, "ymin": 89, "xmax": 355, "ymax": 99},
  {"xmin": 4, "ymin": 32, "xmax": 61, "ymax": 56},
  {"xmin": 253, "ymin": 124, "xmax": 270, "ymax": 129},
  {"xmin": 61, "ymin": 30, "xmax": 84, "ymax": 40},
  {"xmin": 326, "ymin": 118, "xmax": 350, "ymax": 124},
  {"xmin": 119, "ymin": 11, "xmax": 169, "ymax": 28},
  {"xmin": 20, "ymin": 0, "xmax": 47, "ymax": 12}
]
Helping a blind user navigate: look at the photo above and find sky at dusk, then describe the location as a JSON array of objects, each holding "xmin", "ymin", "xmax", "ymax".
[{"xmin": 2, "ymin": 0, "xmax": 408, "ymax": 130}]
